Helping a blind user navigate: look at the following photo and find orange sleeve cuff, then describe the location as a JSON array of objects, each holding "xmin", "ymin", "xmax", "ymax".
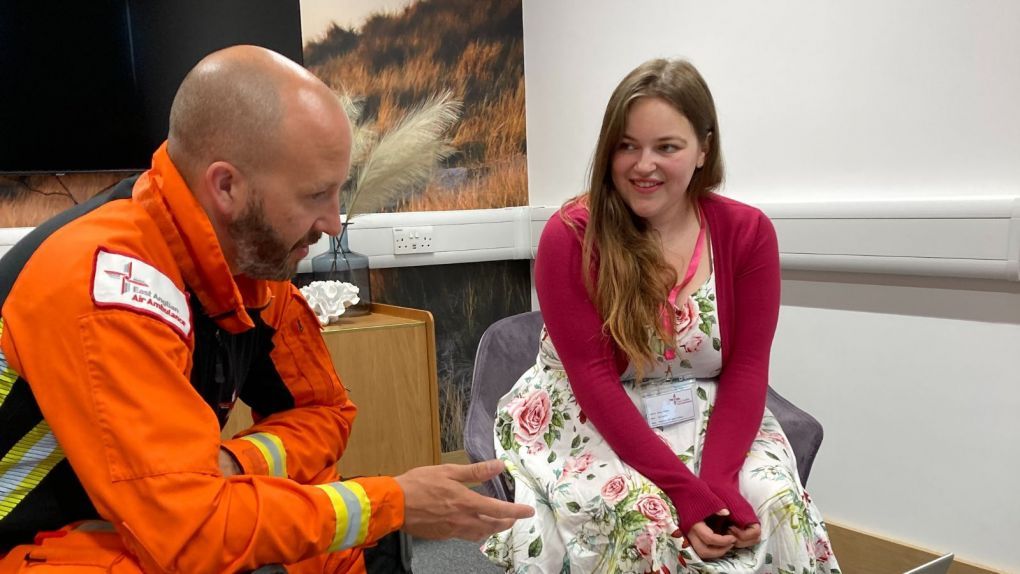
[
  {"xmin": 312, "ymin": 476, "xmax": 405, "ymax": 552},
  {"xmin": 353, "ymin": 476, "xmax": 405, "ymax": 541}
]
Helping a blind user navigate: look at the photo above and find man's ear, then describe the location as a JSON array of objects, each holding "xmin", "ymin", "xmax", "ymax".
[{"xmin": 203, "ymin": 161, "xmax": 247, "ymax": 219}]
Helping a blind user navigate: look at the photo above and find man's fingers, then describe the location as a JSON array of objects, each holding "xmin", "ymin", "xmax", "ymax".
[
  {"xmin": 397, "ymin": 462, "xmax": 533, "ymax": 542},
  {"xmin": 434, "ymin": 509, "xmax": 526, "ymax": 542},
  {"xmin": 435, "ymin": 517, "xmax": 511, "ymax": 542},
  {"xmin": 465, "ymin": 490, "xmax": 534, "ymax": 519},
  {"xmin": 471, "ymin": 514, "xmax": 519, "ymax": 537},
  {"xmin": 443, "ymin": 459, "xmax": 506, "ymax": 483}
]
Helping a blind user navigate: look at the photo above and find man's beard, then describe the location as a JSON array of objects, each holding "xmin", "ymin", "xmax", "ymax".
[{"xmin": 229, "ymin": 196, "xmax": 320, "ymax": 281}]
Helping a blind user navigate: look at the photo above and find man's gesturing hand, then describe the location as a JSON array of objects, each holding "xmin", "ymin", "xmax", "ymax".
[{"xmin": 395, "ymin": 459, "xmax": 534, "ymax": 541}]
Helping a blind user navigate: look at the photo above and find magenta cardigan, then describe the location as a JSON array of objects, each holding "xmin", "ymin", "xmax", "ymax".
[{"xmin": 534, "ymin": 192, "xmax": 781, "ymax": 533}]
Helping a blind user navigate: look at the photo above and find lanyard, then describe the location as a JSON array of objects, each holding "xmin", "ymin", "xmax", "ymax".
[{"xmin": 661, "ymin": 209, "xmax": 706, "ymax": 361}]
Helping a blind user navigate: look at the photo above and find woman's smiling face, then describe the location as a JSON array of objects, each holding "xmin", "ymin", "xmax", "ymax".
[{"xmin": 611, "ymin": 96, "xmax": 706, "ymax": 229}]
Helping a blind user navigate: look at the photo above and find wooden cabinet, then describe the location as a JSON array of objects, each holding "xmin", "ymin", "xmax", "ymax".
[
  {"xmin": 322, "ymin": 303, "xmax": 441, "ymax": 476},
  {"xmin": 222, "ymin": 303, "xmax": 440, "ymax": 477}
]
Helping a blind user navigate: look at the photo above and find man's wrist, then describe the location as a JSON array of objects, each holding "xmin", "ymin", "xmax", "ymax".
[{"xmin": 218, "ymin": 447, "xmax": 243, "ymax": 476}]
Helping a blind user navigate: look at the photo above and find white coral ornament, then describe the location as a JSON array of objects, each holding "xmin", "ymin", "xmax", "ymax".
[{"xmin": 299, "ymin": 280, "xmax": 361, "ymax": 325}]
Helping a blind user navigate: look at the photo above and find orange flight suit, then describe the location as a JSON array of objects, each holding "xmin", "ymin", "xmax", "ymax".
[{"xmin": 0, "ymin": 144, "xmax": 404, "ymax": 572}]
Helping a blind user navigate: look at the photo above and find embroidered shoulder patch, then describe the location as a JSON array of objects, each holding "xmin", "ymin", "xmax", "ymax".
[{"xmin": 91, "ymin": 249, "xmax": 192, "ymax": 337}]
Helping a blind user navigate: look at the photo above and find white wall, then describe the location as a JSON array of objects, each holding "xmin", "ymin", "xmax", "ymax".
[
  {"xmin": 776, "ymin": 275, "xmax": 1020, "ymax": 572},
  {"xmin": 522, "ymin": 1, "xmax": 1020, "ymax": 571},
  {"xmin": 523, "ymin": 0, "xmax": 1020, "ymax": 204}
]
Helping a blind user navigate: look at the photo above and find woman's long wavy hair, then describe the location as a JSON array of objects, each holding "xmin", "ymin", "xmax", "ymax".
[{"xmin": 566, "ymin": 58, "xmax": 724, "ymax": 374}]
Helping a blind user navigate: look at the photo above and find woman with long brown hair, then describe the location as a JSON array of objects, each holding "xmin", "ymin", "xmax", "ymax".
[{"xmin": 484, "ymin": 58, "xmax": 840, "ymax": 572}]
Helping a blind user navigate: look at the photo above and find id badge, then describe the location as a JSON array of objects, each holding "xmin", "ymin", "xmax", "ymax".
[{"xmin": 639, "ymin": 376, "xmax": 696, "ymax": 428}]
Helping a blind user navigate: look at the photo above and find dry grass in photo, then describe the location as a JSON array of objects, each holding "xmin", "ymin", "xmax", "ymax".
[
  {"xmin": 305, "ymin": 0, "xmax": 527, "ymax": 212},
  {"xmin": 0, "ymin": 173, "xmax": 126, "ymax": 228}
]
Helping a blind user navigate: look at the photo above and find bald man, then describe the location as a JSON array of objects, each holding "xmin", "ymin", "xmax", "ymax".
[{"xmin": 0, "ymin": 46, "xmax": 531, "ymax": 573}]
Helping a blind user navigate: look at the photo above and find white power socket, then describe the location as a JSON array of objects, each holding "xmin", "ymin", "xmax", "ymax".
[{"xmin": 393, "ymin": 226, "xmax": 435, "ymax": 254}]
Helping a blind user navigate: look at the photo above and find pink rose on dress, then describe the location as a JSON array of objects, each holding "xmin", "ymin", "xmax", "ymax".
[
  {"xmin": 636, "ymin": 494, "xmax": 671, "ymax": 531},
  {"xmin": 601, "ymin": 475, "xmax": 628, "ymax": 504},
  {"xmin": 673, "ymin": 296, "xmax": 700, "ymax": 339},
  {"xmin": 634, "ymin": 531, "xmax": 655, "ymax": 560},
  {"xmin": 562, "ymin": 452, "xmax": 595, "ymax": 476},
  {"xmin": 680, "ymin": 331, "xmax": 704, "ymax": 353},
  {"xmin": 505, "ymin": 390, "xmax": 551, "ymax": 447}
]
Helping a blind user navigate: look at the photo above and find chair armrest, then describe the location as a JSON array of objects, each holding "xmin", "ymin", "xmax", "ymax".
[{"xmin": 766, "ymin": 386, "xmax": 824, "ymax": 486}]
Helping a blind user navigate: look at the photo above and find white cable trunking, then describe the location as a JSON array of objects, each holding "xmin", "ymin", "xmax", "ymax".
[
  {"xmin": 3, "ymin": 197, "xmax": 1018, "ymax": 282},
  {"xmin": 759, "ymin": 197, "xmax": 1020, "ymax": 281}
]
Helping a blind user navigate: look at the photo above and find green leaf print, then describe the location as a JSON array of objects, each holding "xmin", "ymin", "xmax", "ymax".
[
  {"xmin": 498, "ymin": 422, "xmax": 515, "ymax": 452},
  {"xmin": 615, "ymin": 491, "xmax": 638, "ymax": 511},
  {"xmin": 566, "ymin": 501, "xmax": 581, "ymax": 512},
  {"xmin": 699, "ymin": 321, "xmax": 712, "ymax": 336},
  {"xmin": 619, "ymin": 510, "xmax": 646, "ymax": 532},
  {"xmin": 528, "ymin": 536, "xmax": 543, "ymax": 558},
  {"xmin": 542, "ymin": 428, "xmax": 558, "ymax": 450},
  {"xmin": 551, "ymin": 412, "xmax": 564, "ymax": 429},
  {"xmin": 696, "ymin": 386, "xmax": 708, "ymax": 400},
  {"xmin": 571, "ymin": 436, "xmax": 581, "ymax": 448},
  {"xmin": 678, "ymin": 445, "xmax": 695, "ymax": 464},
  {"xmin": 709, "ymin": 293, "xmax": 715, "ymax": 301},
  {"xmin": 713, "ymin": 337, "xmax": 721, "ymax": 351},
  {"xmin": 547, "ymin": 451, "xmax": 557, "ymax": 463},
  {"xmin": 766, "ymin": 451, "xmax": 780, "ymax": 461},
  {"xmin": 766, "ymin": 553, "xmax": 773, "ymax": 564},
  {"xmin": 698, "ymin": 299, "xmax": 714, "ymax": 313},
  {"xmin": 680, "ymin": 359, "xmax": 693, "ymax": 369}
]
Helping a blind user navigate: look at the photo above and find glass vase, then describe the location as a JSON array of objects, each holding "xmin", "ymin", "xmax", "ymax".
[{"xmin": 307, "ymin": 228, "xmax": 372, "ymax": 317}]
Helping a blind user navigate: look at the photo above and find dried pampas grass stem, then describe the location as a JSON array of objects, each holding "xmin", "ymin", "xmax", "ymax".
[{"xmin": 343, "ymin": 91, "xmax": 461, "ymax": 220}]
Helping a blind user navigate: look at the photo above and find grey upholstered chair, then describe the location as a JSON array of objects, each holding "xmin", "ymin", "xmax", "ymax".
[{"xmin": 464, "ymin": 310, "xmax": 824, "ymax": 501}]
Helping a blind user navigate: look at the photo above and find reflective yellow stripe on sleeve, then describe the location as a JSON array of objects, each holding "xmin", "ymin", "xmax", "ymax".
[
  {"xmin": 239, "ymin": 432, "xmax": 287, "ymax": 478},
  {"xmin": 0, "ymin": 421, "xmax": 65, "ymax": 520},
  {"xmin": 315, "ymin": 481, "xmax": 372, "ymax": 552}
]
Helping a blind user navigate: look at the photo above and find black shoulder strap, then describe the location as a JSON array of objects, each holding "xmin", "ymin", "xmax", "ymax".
[{"xmin": 0, "ymin": 176, "xmax": 138, "ymax": 304}]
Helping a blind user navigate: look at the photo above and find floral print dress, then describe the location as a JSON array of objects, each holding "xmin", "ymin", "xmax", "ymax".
[{"xmin": 483, "ymin": 273, "xmax": 841, "ymax": 574}]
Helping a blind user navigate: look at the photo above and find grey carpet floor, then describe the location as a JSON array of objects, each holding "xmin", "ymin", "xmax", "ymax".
[{"xmin": 411, "ymin": 537, "xmax": 503, "ymax": 573}]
